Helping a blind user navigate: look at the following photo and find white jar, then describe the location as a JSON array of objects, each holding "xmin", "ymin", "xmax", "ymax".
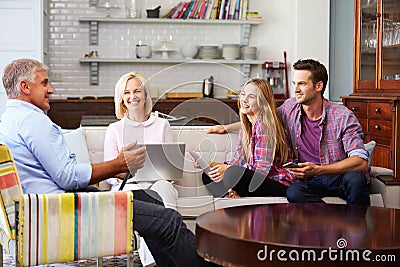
[{"xmin": 125, "ymin": 0, "xmax": 139, "ymax": 18}]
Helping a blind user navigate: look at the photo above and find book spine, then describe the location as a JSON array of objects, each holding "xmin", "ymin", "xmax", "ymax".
[
  {"xmin": 183, "ymin": 1, "xmax": 195, "ymax": 19},
  {"xmin": 224, "ymin": 0, "xmax": 230, "ymax": 20},
  {"xmin": 205, "ymin": 0, "xmax": 214, "ymax": 19},
  {"xmin": 178, "ymin": 2, "xmax": 190, "ymax": 19},
  {"xmin": 234, "ymin": 0, "xmax": 240, "ymax": 20},
  {"xmin": 228, "ymin": 0, "xmax": 236, "ymax": 20},
  {"xmin": 242, "ymin": 0, "xmax": 248, "ymax": 20},
  {"xmin": 218, "ymin": 0, "xmax": 226, "ymax": 20},
  {"xmin": 189, "ymin": 0, "xmax": 200, "ymax": 19},
  {"xmin": 198, "ymin": 0, "xmax": 207, "ymax": 19},
  {"xmin": 172, "ymin": 2, "xmax": 184, "ymax": 19},
  {"xmin": 215, "ymin": 0, "xmax": 222, "ymax": 19}
]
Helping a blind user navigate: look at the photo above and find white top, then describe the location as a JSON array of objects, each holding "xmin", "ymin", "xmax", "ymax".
[{"xmin": 103, "ymin": 114, "xmax": 174, "ymax": 189}]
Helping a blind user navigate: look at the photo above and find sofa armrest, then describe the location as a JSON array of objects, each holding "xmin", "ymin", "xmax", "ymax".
[{"xmin": 17, "ymin": 191, "xmax": 133, "ymax": 266}]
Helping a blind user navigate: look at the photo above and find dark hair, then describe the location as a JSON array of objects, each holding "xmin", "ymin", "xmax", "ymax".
[{"xmin": 293, "ymin": 59, "xmax": 328, "ymax": 95}]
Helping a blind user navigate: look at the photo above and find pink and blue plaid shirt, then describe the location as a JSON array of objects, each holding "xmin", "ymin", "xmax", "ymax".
[
  {"xmin": 277, "ymin": 97, "xmax": 369, "ymax": 168},
  {"xmin": 227, "ymin": 117, "xmax": 298, "ymax": 187}
]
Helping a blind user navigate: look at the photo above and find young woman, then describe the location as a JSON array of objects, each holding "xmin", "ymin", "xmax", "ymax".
[
  {"xmin": 198, "ymin": 78, "xmax": 298, "ymax": 198},
  {"xmin": 104, "ymin": 72, "xmax": 177, "ymax": 267}
]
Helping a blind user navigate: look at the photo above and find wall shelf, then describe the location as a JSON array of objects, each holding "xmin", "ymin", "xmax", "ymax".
[
  {"xmin": 79, "ymin": 58, "xmax": 264, "ymax": 64},
  {"xmin": 79, "ymin": 17, "xmax": 263, "ymax": 85},
  {"xmin": 78, "ymin": 17, "xmax": 263, "ymax": 25},
  {"xmin": 78, "ymin": 17, "xmax": 262, "ymax": 46},
  {"xmin": 79, "ymin": 58, "xmax": 264, "ymax": 85}
]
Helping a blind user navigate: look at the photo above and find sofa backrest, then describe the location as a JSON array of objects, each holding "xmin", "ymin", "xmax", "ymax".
[{"xmin": 81, "ymin": 126, "xmax": 238, "ymax": 196}]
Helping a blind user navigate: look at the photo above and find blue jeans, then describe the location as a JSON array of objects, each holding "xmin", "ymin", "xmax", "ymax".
[
  {"xmin": 285, "ymin": 171, "xmax": 370, "ymax": 206},
  {"xmin": 132, "ymin": 189, "xmax": 218, "ymax": 267}
]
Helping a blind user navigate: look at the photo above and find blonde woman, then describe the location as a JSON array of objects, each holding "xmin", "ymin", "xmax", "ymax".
[
  {"xmin": 198, "ymin": 78, "xmax": 298, "ymax": 198},
  {"xmin": 104, "ymin": 72, "xmax": 178, "ymax": 267}
]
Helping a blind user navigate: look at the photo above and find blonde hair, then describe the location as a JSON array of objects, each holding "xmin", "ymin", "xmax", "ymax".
[
  {"xmin": 239, "ymin": 78, "xmax": 289, "ymax": 165},
  {"xmin": 114, "ymin": 72, "xmax": 152, "ymax": 119}
]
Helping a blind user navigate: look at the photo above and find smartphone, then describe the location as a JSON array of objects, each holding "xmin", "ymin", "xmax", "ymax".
[{"xmin": 282, "ymin": 162, "xmax": 300, "ymax": 168}]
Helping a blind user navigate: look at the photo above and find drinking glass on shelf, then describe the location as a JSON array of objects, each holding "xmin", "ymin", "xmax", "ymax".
[
  {"xmin": 394, "ymin": 22, "xmax": 400, "ymax": 45},
  {"xmin": 367, "ymin": 22, "xmax": 377, "ymax": 49},
  {"xmin": 383, "ymin": 22, "xmax": 394, "ymax": 47}
]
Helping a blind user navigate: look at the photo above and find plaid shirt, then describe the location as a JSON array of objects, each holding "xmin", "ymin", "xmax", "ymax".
[
  {"xmin": 227, "ymin": 116, "xmax": 298, "ymax": 187},
  {"xmin": 277, "ymin": 98, "xmax": 369, "ymax": 167}
]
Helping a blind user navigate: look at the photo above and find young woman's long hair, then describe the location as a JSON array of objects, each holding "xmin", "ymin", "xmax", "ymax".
[{"xmin": 238, "ymin": 78, "xmax": 289, "ymax": 165}]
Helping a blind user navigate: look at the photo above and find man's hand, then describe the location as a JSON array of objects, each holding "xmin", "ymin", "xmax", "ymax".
[
  {"xmin": 286, "ymin": 162, "xmax": 321, "ymax": 180},
  {"xmin": 287, "ymin": 157, "xmax": 368, "ymax": 180},
  {"xmin": 122, "ymin": 142, "xmax": 146, "ymax": 176},
  {"xmin": 207, "ymin": 125, "xmax": 227, "ymax": 134},
  {"xmin": 207, "ymin": 162, "xmax": 229, "ymax": 183},
  {"xmin": 90, "ymin": 141, "xmax": 146, "ymax": 185}
]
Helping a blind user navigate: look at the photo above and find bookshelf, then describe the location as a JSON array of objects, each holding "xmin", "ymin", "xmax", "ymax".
[
  {"xmin": 79, "ymin": 14, "xmax": 263, "ymax": 85},
  {"xmin": 78, "ymin": 17, "xmax": 262, "ymax": 46}
]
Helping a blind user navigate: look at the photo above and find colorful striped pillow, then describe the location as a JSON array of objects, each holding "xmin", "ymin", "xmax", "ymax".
[
  {"xmin": 18, "ymin": 192, "xmax": 134, "ymax": 266},
  {"xmin": 0, "ymin": 142, "xmax": 24, "ymax": 243}
]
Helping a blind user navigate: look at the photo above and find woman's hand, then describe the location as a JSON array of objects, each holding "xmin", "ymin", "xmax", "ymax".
[
  {"xmin": 207, "ymin": 162, "xmax": 229, "ymax": 183},
  {"xmin": 207, "ymin": 125, "xmax": 227, "ymax": 134},
  {"xmin": 189, "ymin": 154, "xmax": 201, "ymax": 169}
]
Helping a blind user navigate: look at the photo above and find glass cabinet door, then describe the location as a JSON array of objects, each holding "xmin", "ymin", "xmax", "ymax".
[
  {"xmin": 359, "ymin": 0, "xmax": 378, "ymax": 84},
  {"xmin": 381, "ymin": 0, "xmax": 400, "ymax": 89}
]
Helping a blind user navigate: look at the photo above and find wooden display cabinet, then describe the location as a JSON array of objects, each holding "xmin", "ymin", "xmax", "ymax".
[{"xmin": 342, "ymin": 0, "xmax": 400, "ymax": 179}]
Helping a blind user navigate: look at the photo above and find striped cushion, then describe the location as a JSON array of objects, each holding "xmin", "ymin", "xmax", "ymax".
[
  {"xmin": 18, "ymin": 192, "xmax": 134, "ymax": 266},
  {"xmin": 0, "ymin": 143, "xmax": 24, "ymax": 247}
]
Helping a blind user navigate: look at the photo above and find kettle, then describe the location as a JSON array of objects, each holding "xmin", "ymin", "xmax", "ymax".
[{"xmin": 202, "ymin": 76, "xmax": 214, "ymax": 98}]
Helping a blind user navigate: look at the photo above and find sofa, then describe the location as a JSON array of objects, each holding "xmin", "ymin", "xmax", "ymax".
[{"xmin": 63, "ymin": 125, "xmax": 396, "ymax": 231}]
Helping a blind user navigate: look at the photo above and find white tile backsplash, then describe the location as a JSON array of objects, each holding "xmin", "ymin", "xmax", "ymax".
[
  {"xmin": 46, "ymin": 0, "xmax": 329, "ymax": 99},
  {"xmin": 47, "ymin": 0, "xmax": 252, "ymax": 99}
]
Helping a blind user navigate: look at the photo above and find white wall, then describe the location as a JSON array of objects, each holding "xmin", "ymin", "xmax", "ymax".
[
  {"xmin": 0, "ymin": 0, "xmax": 329, "ymax": 102},
  {"xmin": 46, "ymin": 0, "xmax": 330, "ymax": 99},
  {"xmin": 0, "ymin": 0, "xmax": 44, "ymax": 115}
]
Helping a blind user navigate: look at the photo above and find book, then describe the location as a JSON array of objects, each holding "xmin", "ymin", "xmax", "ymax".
[
  {"xmin": 228, "ymin": 0, "xmax": 236, "ymax": 19},
  {"xmin": 188, "ymin": 0, "xmax": 200, "ymax": 19},
  {"xmin": 171, "ymin": 2, "xmax": 185, "ymax": 19},
  {"xmin": 234, "ymin": 0, "xmax": 240, "ymax": 20},
  {"xmin": 172, "ymin": 2, "xmax": 186, "ymax": 19},
  {"xmin": 239, "ymin": 0, "xmax": 243, "ymax": 19},
  {"xmin": 182, "ymin": 1, "xmax": 195, "ymax": 19},
  {"xmin": 224, "ymin": 0, "xmax": 231, "ymax": 20},
  {"xmin": 205, "ymin": 0, "xmax": 215, "ymax": 19},
  {"xmin": 219, "ymin": 0, "xmax": 226, "ymax": 20},
  {"xmin": 197, "ymin": 0, "xmax": 208, "ymax": 19},
  {"xmin": 246, "ymin": 11, "xmax": 262, "ymax": 21},
  {"xmin": 215, "ymin": 0, "xmax": 222, "ymax": 19},
  {"xmin": 242, "ymin": 0, "xmax": 248, "ymax": 20},
  {"xmin": 177, "ymin": 2, "xmax": 190, "ymax": 19}
]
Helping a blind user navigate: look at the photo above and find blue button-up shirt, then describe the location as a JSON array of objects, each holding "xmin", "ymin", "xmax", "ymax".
[{"xmin": 0, "ymin": 100, "xmax": 91, "ymax": 193}]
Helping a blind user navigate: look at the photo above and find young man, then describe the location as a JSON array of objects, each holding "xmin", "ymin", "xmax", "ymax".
[
  {"xmin": 0, "ymin": 58, "xmax": 217, "ymax": 267},
  {"xmin": 209, "ymin": 59, "xmax": 370, "ymax": 205}
]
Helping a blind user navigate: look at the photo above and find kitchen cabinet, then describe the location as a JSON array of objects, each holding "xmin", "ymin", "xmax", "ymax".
[
  {"xmin": 342, "ymin": 0, "xmax": 400, "ymax": 180},
  {"xmin": 78, "ymin": 17, "xmax": 263, "ymax": 85},
  {"xmin": 48, "ymin": 98, "xmax": 285, "ymax": 129}
]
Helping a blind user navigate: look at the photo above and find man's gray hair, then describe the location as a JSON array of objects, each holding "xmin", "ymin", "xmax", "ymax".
[{"xmin": 2, "ymin": 58, "xmax": 49, "ymax": 99}]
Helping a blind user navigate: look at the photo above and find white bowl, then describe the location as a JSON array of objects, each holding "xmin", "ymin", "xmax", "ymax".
[
  {"xmin": 136, "ymin": 45, "xmax": 151, "ymax": 58},
  {"xmin": 181, "ymin": 45, "xmax": 199, "ymax": 59}
]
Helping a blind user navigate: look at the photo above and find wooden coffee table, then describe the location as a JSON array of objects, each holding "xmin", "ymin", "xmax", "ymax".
[{"xmin": 196, "ymin": 203, "xmax": 400, "ymax": 266}]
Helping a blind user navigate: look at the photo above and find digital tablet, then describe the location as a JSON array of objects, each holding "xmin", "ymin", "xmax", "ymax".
[{"xmin": 189, "ymin": 151, "xmax": 211, "ymax": 173}]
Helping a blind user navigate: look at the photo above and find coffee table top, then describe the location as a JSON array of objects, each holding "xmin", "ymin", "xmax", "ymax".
[{"xmin": 196, "ymin": 203, "xmax": 400, "ymax": 266}]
